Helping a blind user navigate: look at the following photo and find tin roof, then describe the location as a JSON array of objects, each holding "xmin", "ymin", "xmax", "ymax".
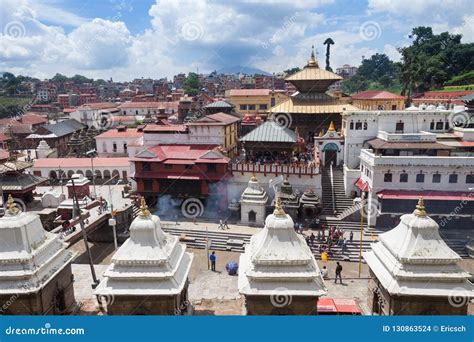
[{"xmin": 240, "ymin": 121, "xmax": 296, "ymax": 143}]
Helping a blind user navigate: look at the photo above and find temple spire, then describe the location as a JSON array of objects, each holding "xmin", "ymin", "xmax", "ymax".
[
  {"xmin": 327, "ymin": 121, "xmax": 336, "ymax": 132},
  {"xmin": 273, "ymin": 196, "xmax": 286, "ymax": 217},
  {"xmin": 307, "ymin": 45, "xmax": 319, "ymax": 68},
  {"xmin": 139, "ymin": 197, "xmax": 151, "ymax": 218},
  {"xmin": 6, "ymin": 194, "xmax": 19, "ymax": 216},
  {"xmin": 413, "ymin": 197, "xmax": 427, "ymax": 217},
  {"xmin": 250, "ymin": 174, "xmax": 257, "ymax": 182}
]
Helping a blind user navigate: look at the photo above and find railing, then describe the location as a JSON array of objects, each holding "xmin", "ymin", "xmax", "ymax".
[
  {"xmin": 229, "ymin": 162, "xmax": 319, "ymax": 177},
  {"xmin": 330, "ymin": 162, "xmax": 335, "ymax": 213}
]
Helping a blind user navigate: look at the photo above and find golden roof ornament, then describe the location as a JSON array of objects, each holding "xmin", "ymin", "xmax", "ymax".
[
  {"xmin": 250, "ymin": 174, "xmax": 258, "ymax": 182},
  {"xmin": 413, "ymin": 197, "xmax": 427, "ymax": 217},
  {"xmin": 306, "ymin": 45, "xmax": 319, "ymax": 68},
  {"xmin": 319, "ymin": 130, "xmax": 324, "ymax": 137},
  {"xmin": 139, "ymin": 197, "xmax": 151, "ymax": 218},
  {"xmin": 6, "ymin": 194, "xmax": 20, "ymax": 216},
  {"xmin": 273, "ymin": 196, "xmax": 286, "ymax": 217},
  {"xmin": 327, "ymin": 121, "xmax": 336, "ymax": 132}
]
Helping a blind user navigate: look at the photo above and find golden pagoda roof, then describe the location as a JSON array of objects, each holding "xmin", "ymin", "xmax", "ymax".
[
  {"xmin": 270, "ymin": 96, "xmax": 360, "ymax": 115},
  {"xmin": 285, "ymin": 66, "xmax": 342, "ymax": 82}
]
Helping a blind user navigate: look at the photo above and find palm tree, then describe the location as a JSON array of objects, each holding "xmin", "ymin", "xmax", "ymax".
[{"xmin": 323, "ymin": 38, "xmax": 335, "ymax": 72}]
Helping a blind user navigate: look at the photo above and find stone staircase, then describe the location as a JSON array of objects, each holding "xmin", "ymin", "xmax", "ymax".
[{"xmin": 321, "ymin": 166, "xmax": 354, "ymax": 216}]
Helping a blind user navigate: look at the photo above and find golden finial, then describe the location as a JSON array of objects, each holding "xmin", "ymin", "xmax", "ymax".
[
  {"xmin": 6, "ymin": 194, "xmax": 19, "ymax": 216},
  {"xmin": 139, "ymin": 197, "xmax": 150, "ymax": 218},
  {"xmin": 319, "ymin": 130, "xmax": 324, "ymax": 137},
  {"xmin": 273, "ymin": 196, "xmax": 286, "ymax": 217},
  {"xmin": 328, "ymin": 121, "xmax": 336, "ymax": 132},
  {"xmin": 307, "ymin": 45, "xmax": 318, "ymax": 67},
  {"xmin": 251, "ymin": 174, "xmax": 257, "ymax": 182},
  {"xmin": 413, "ymin": 197, "xmax": 427, "ymax": 217}
]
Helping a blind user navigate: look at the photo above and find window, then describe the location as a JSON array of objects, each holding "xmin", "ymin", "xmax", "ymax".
[
  {"xmin": 248, "ymin": 104, "xmax": 256, "ymax": 110},
  {"xmin": 432, "ymin": 174, "xmax": 441, "ymax": 183},
  {"xmin": 185, "ymin": 165, "xmax": 193, "ymax": 170},
  {"xmin": 112, "ymin": 142, "xmax": 117, "ymax": 152},
  {"xmin": 355, "ymin": 122, "xmax": 362, "ymax": 130},
  {"xmin": 395, "ymin": 122, "xmax": 404, "ymax": 133},
  {"xmin": 259, "ymin": 104, "xmax": 267, "ymax": 110},
  {"xmin": 271, "ymin": 97, "xmax": 276, "ymax": 107},
  {"xmin": 377, "ymin": 105, "xmax": 384, "ymax": 110},
  {"xmin": 449, "ymin": 174, "xmax": 458, "ymax": 183},
  {"xmin": 430, "ymin": 121, "xmax": 435, "ymax": 130},
  {"xmin": 436, "ymin": 121, "xmax": 443, "ymax": 130},
  {"xmin": 384, "ymin": 173, "xmax": 392, "ymax": 182},
  {"xmin": 123, "ymin": 143, "xmax": 127, "ymax": 153},
  {"xmin": 135, "ymin": 110, "xmax": 139, "ymax": 115},
  {"xmin": 349, "ymin": 121, "xmax": 354, "ymax": 130},
  {"xmin": 164, "ymin": 164, "xmax": 172, "ymax": 170},
  {"xmin": 363, "ymin": 122, "xmax": 368, "ymax": 130},
  {"xmin": 239, "ymin": 104, "xmax": 247, "ymax": 110},
  {"xmin": 142, "ymin": 162, "xmax": 151, "ymax": 171},
  {"xmin": 400, "ymin": 173, "xmax": 408, "ymax": 183},
  {"xmin": 467, "ymin": 174, "xmax": 474, "ymax": 184},
  {"xmin": 445, "ymin": 121, "xmax": 450, "ymax": 130},
  {"xmin": 207, "ymin": 164, "xmax": 217, "ymax": 172},
  {"xmin": 391, "ymin": 104, "xmax": 397, "ymax": 110},
  {"xmin": 416, "ymin": 173, "xmax": 425, "ymax": 183},
  {"xmin": 102, "ymin": 141, "xmax": 107, "ymax": 153}
]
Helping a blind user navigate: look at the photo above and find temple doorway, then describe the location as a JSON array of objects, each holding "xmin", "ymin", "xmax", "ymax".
[
  {"xmin": 323, "ymin": 143, "xmax": 338, "ymax": 167},
  {"xmin": 248, "ymin": 210, "xmax": 256, "ymax": 223}
]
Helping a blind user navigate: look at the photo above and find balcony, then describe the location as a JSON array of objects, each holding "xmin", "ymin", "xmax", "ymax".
[
  {"xmin": 229, "ymin": 162, "xmax": 319, "ymax": 177},
  {"xmin": 360, "ymin": 149, "xmax": 474, "ymax": 168}
]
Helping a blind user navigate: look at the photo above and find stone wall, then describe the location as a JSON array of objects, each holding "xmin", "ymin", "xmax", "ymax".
[
  {"xmin": 244, "ymin": 295, "xmax": 318, "ymax": 315},
  {"xmin": 0, "ymin": 264, "xmax": 75, "ymax": 315},
  {"xmin": 103, "ymin": 295, "xmax": 180, "ymax": 315}
]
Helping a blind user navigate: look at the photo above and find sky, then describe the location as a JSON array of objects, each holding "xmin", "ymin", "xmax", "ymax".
[{"xmin": 0, "ymin": 0, "xmax": 473, "ymax": 81}]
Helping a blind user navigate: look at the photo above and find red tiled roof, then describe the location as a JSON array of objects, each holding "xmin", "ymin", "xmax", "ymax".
[
  {"xmin": 228, "ymin": 89, "xmax": 271, "ymax": 96},
  {"xmin": 143, "ymin": 124, "xmax": 188, "ymax": 133},
  {"xmin": 0, "ymin": 149, "xmax": 9, "ymax": 160},
  {"xmin": 33, "ymin": 157, "xmax": 129, "ymax": 168},
  {"xmin": 0, "ymin": 133, "xmax": 10, "ymax": 141},
  {"xmin": 111, "ymin": 115, "xmax": 137, "ymax": 123},
  {"xmin": 351, "ymin": 90, "xmax": 406, "ymax": 100},
  {"xmin": 132, "ymin": 144, "xmax": 229, "ymax": 164},
  {"xmin": 118, "ymin": 101, "xmax": 179, "ymax": 109},
  {"xmin": 95, "ymin": 128, "xmax": 144, "ymax": 139},
  {"xmin": 19, "ymin": 113, "xmax": 48, "ymax": 125},
  {"xmin": 191, "ymin": 112, "xmax": 241, "ymax": 125},
  {"xmin": 418, "ymin": 91, "xmax": 473, "ymax": 99},
  {"xmin": 77, "ymin": 102, "xmax": 118, "ymax": 110}
]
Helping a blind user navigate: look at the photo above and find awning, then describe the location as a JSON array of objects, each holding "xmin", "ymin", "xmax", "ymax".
[
  {"xmin": 377, "ymin": 190, "xmax": 474, "ymax": 201},
  {"xmin": 354, "ymin": 178, "xmax": 369, "ymax": 192},
  {"xmin": 317, "ymin": 298, "xmax": 362, "ymax": 314}
]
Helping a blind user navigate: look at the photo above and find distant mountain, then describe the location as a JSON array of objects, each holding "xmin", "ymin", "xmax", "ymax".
[{"xmin": 216, "ymin": 65, "xmax": 271, "ymax": 76}]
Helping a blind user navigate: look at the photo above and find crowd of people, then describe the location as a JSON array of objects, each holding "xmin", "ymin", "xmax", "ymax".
[{"xmin": 242, "ymin": 145, "xmax": 316, "ymax": 167}]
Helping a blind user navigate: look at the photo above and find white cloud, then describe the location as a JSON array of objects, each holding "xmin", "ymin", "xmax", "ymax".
[{"xmin": 452, "ymin": 15, "xmax": 474, "ymax": 43}]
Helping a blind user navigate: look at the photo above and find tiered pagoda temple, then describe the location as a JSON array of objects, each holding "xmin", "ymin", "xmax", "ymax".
[
  {"xmin": 363, "ymin": 198, "xmax": 472, "ymax": 315},
  {"xmin": 238, "ymin": 197, "xmax": 327, "ymax": 315},
  {"xmin": 271, "ymin": 47, "xmax": 359, "ymax": 141},
  {"xmin": 95, "ymin": 198, "xmax": 193, "ymax": 315},
  {"xmin": 0, "ymin": 195, "xmax": 76, "ymax": 314}
]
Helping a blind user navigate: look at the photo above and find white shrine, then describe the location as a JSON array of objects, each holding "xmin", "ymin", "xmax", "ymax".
[
  {"xmin": 238, "ymin": 197, "xmax": 327, "ymax": 315},
  {"xmin": 95, "ymin": 197, "xmax": 193, "ymax": 315},
  {"xmin": 240, "ymin": 175, "xmax": 268, "ymax": 226},
  {"xmin": 0, "ymin": 195, "xmax": 76, "ymax": 314},
  {"xmin": 363, "ymin": 198, "xmax": 472, "ymax": 315}
]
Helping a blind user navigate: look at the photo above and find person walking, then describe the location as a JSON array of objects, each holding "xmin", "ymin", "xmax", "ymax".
[
  {"xmin": 350, "ymin": 231, "xmax": 354, "ymax": 243},
  {"xmin": 310, "ymin": 232, "xmax": 315, "ymax": 246},
  {"xmin": 223, "ymin": 220, "xmax": 229, "ymax": 230},
  {"xmin": 210, "ymin": 251, "xmax": 216, "ymax": 271},
  {"xmin": 321, "ymin": 266, "xmax": 329, "ymax": 279},
  {"xmin": 218, "ymin": 220, "xmax": 224, "ymax": 230},
  {"xmin": 335, "ymin": 262, "xmax": 343, "ymax": 284}
]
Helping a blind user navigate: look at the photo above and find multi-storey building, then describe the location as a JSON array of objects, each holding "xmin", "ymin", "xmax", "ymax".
[{"xmin": 226, "ymin": 89, "xmax": 288, "ymax": 118}]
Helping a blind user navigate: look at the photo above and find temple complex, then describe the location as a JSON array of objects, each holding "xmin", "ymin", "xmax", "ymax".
[
  {"xmin": 94, "ymin": 198, "xmax": 193, "ymax": 315},
  {"xmin": 0, "ymin": 160, "xmax": 47, "ymax": 204},
  {"xmin": 270, "ymin": 47, "xmax": 359, "ymax": 141},
  {"xmin": 239, "ymin": 175, "xmax": 269, "ymax": 226},
  {"xmin": 238, "ymin": 198, "xmax": 327, "ymax": 315},
  {"xmin": 0, "ymin": 195, "xmax": 76, "ymax": 314},
  {"xmin": 363, "ymin": 198, "xmax": 472, "ymax": 315}
]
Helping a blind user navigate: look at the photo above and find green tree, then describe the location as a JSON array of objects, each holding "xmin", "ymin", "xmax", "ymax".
[{"xmin": 183, "ymin": 72, "xmax": 200, "ymax": 96}]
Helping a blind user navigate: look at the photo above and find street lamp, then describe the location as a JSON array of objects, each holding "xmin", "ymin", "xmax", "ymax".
[{"xmin": 86, "ymin": 149, "xmax": 97, "ymax": 199}]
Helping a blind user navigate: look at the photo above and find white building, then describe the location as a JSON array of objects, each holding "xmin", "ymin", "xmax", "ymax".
[
  {"xmin": 118, "ymin": 101, "xmax": 178, "ymax": 116},
  {"xmin": 363, "ymin": 199, "xmax": 472, "ymax": 315},
  {"xmin": 95, "ymin": 126, "xmax": 144, "ymax": 157},
  {"xmin": 69, "ymin": 103, "xmax": 119, "ymax": 129},
  {"xmin": 94, "ymin": 198, "xmax": 193, "ymax": 315},
  {"xmin": 238, "ymin": 198, "xmax": 327, "ymax": 315},
  {"xmin": 239, "ymin": 175, "xmax": 268, "ymax": 226}
]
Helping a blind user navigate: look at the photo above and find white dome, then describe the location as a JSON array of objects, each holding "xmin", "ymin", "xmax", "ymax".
[{"xmin": 264, "ymin": 211, "xmax": 294, "ymax": 229}]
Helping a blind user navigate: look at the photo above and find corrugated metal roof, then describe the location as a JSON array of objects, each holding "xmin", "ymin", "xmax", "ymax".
[
  {"xmin": 205, "ymin": 100, "xmax": 234, "ymax": 108},
  {"xmin": 240, "ymin": 121, "xmax": 296, "ymax": 143},
  {"xmin": 41, "ymin": 119, "xmax": 84, "ymax": 137}
]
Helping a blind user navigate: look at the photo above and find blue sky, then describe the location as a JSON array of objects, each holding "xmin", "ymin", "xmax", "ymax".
[{"xmin": 0, "ymin": 0, "xmax": 472, "ymax": 81}]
